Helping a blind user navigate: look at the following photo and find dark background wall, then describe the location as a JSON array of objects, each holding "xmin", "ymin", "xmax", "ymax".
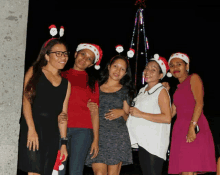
[
  {"xmin": 25, "ymin": 0, "xmax": 220, "ymax": 116},
  {"xmin": 18, "ymin": 0, "xmax": 220, "ymax": 174}
]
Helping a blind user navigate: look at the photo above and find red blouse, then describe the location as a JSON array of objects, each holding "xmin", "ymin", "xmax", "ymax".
[{"xmin": 61, "ymin": 69, "xmax": 99, "ymax": 129}]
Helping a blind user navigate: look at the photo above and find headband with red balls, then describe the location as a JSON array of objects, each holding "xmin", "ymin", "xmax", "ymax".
[
  {"xmin": 76, "ymin": 43, "xmax": 103, "ymax": 70},
  {"xmin": 150, "ymin": 54, "xmax": 169, "ymax": 79},
  {"xmin": 44, "ymin": 24, "xmax": 65, "ymax": 48}
]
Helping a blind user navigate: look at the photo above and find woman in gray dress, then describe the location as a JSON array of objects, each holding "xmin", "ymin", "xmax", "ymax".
[{"xmin": 85, "ymin": 55, "xmax": 134, "ymax": 175}]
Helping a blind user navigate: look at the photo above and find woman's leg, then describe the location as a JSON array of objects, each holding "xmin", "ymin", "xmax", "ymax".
[
  {"xmin": 92, "ymin": 163, "xmax": 108, "ymax": 175},
  {"xmin": 138, "ymin": 146, "xmax": 164, "ymax": 175},
  {"xmin": 28, "ymin": 173, "xmax": 40, "ymax": 175},
  {"xmin": 217, "ymin": 157, "xmax": 220, "ymax": 175},
  {"xmin": 181, "ymin": 172, "xmax": 194, "ymax": 175},
  {"xmin": 68, "ymin": 128, "xmax": 93, "ymax": 175},
  {"xmin": 107, "ymin": 162, "xmax": 123, "ymax": 175}
]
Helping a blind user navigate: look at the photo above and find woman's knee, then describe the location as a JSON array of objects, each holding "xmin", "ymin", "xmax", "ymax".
[
  {"xmin": 94, "ymin": 170, "xmax": 107, "ymax": 175},
  {"xmin": 92, "ymin": 163, "xmax": 107, "ymax": 175}
]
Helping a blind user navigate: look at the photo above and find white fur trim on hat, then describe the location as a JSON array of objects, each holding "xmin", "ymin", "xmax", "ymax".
[
  {"xmin": 168, "ymin": 53, "xmax": 190, "ymax": 72},
  {"xmin": 168, "ymin": 53, "xmax": 189, "ymax": 64},
  {"xmin": 150, "ymin": 54, "xmax": 167, "ymax": 79},
  {"xmin": 76, "ymin": 44, "xmax": 100, "ymax": 64}
]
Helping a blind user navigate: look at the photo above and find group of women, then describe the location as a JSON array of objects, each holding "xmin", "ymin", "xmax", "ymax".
[{"xmin": 18, "ymin": 37, "xmax": 217, "ymax": 175}]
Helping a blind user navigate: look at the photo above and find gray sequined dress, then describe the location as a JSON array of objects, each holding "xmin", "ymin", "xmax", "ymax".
[{"xmin": 85, "ymin": 86, "xmax": 133, "ymax": 166}]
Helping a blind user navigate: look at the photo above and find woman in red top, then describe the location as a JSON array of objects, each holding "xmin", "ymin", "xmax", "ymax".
[{"xmin": 60, "ymin": 43, "xmax": 103, "ymax": 175}]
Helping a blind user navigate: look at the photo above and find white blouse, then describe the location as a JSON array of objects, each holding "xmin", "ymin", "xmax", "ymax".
[{"xmin": 126, "ymin": 83, "xmax": 171, "ymax": 160}]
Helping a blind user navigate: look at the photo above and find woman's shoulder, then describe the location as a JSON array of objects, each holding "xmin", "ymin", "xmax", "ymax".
[{"xmin": 121, "ymin": 85, "xmax": 130, "ymax": 93}]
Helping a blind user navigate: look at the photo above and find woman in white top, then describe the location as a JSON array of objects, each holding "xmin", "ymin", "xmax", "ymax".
[{"xmin": 127, "ymin": 54, "xmax": 172, "ymax": 175}]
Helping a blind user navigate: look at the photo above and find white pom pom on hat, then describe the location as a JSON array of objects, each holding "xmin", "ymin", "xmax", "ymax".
[
  {"xmin": 167, "ymin": 72, "xmax": 172, "ymax": 77},
  {"xmin": 59, "ymin": 164, "xmax": 64, "ymax": 170},
  {"xmin": 154, "ymin": 54, "xmax": 159, "ymax": 59},
  {"xmin": 94, "ymin": 65, "xmax": 100, "ymax": 70}
]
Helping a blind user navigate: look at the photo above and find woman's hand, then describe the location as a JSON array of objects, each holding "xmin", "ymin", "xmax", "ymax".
[
  {"xmin": 60, "ymin": 145, "xmax": 68, "ymax": 162},
  {"xmin": 27, "ymin": 129, "xmax": 39, "ymax": 151},
  {"xmin": 186, "ymin": 125, "xmax": 196, "ymax": 143},
  {"xmin": 90, "ymin": 140, "xmax": 99, "ymax": 159},
  {"xmin": 87, "ymin": 100, "xmax": 98, "ymax": 115},
  {"xmin": 162, "ymin": 82, "xmax": 170, "ymax": 91},
  {"xmin": 105, "ymin": 109, "xmax": 123, "ymax": 120},
  {"xmin": 129, "ymin": 107, "xmax": 142, "ymax": 118},
  {"xmin": 58, "ymin": 112, "xmax": 68, "ymax": 124}
]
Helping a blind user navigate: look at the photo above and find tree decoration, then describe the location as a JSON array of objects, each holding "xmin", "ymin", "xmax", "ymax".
[{"xmin": 128, "ymin": 0, "xmax": 149, "ymax": 88}]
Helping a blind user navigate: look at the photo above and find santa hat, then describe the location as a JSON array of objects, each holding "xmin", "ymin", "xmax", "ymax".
[
  {"xmin": 150, "ymin": 54, "xmax": 169, "ymax": 79},
  {"xmin": 76, "ymin": 43, "xmax": 103, "ymax": 70},
  {"xmin": 52, "ymin": 150, "xmax": 65, "ymax": 175},
  {"xmin": 167, "ymin": 52, "xmax": 190, "ymax": 77}
]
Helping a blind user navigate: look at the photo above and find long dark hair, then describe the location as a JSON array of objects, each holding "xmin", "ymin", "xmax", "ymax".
[
  {"xmin": 99, "ymin": 55, "xmax": 135, "ymax": 104},
  {"xmin": 25, "ymin": 38, "xmax": 68, "ymax": 103},
  {"xmin": 85, "ymin": 67, "xmax": 98, "ymax": 93}
]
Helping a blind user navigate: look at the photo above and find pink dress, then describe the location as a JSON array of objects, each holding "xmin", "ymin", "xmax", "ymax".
[{"xmin": 168, "ymin": 74, "xmax": 216, "ymax": 174}]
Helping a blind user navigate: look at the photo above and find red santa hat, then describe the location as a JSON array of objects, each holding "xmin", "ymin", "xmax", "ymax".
[
  {"xmin": 76, "ymin": 43, "xmax": 103, "ymax": 70},
  {"xmin": 52, "ymin": 150, "xmax": 65, "ymax": 175},
  {"xmin": 167, "ymin": 52, "xmax": 190, "ymax": 77},
  {"xmin": 150, "ymin": 54, "xmax": 169, "ymax": 79}
]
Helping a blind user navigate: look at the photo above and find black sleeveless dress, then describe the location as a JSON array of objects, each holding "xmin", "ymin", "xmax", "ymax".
[{"xmin": 18, "ymin": 71, "xmax": 68, "ymax": 175}]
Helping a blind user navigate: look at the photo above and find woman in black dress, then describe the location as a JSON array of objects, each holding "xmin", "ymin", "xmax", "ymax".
[{"xmin": 18, "ymin": 38, "xmax": 71, "ymax": 175}]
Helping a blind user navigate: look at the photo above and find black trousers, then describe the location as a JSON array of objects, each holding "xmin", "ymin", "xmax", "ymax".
[{"xmin": 138, "ymin": 146, "xmax": 164, "ymax": 175}]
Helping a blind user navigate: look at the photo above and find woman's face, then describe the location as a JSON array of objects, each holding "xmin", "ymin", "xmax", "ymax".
[
  {"xmin": 169, "ymin": 58, "xmax": 189, "ymax": 78},
  {"xmin": 108, "ymin": 59, "xmax": 127, "ymax": 82},
  {"xmin": 74, "ymin": 49, "xmax": 95, "ymax": 71},
  {"xmin": 143, "ymin": 61, "xmax": 163, "ymax": 83},
  {"xmin": 45, "ymin": 44, "xmax": 69, "ymax": 70}
]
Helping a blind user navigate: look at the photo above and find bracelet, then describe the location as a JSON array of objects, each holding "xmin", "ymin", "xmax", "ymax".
[
  {"xmin": 61, "ymin": 137, "xmax": 68, "ymax": 146},
  {"xmin": 190, "ymin": 120, "xmax": 197, "ymax": 126},
  {"xmin": 61, "ymin": 140, "xmax": 68, "ymax": 146}
]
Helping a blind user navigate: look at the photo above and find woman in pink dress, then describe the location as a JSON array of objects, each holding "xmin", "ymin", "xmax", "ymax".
[{"xmin": 168, "ymin": 52, "xmax": 216, "ymax": 175}]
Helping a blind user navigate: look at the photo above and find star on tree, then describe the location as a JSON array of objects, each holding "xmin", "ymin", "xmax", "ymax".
[{"xmin": 135, "ymin": 0, "xmax": 146, "ymax": 8}]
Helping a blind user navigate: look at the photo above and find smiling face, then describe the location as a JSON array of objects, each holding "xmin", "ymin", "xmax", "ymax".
[
  {"xmin": 73, "ymin": 49, "xmax": 95, "ymax": 71},
  {"xmin": 169, "ymin": 58, "xmax": 189, "ymax": 78},
  {"xmin": 45, "ymin": 44, "xmax": 68, "ymax": 70},
  {"xmin": 143, "ymin": 61, "xmax": 163, "ymax": 83},
  {"xmin": 108, "ymin": 58, "xmax": 127, "ymax": 82}
]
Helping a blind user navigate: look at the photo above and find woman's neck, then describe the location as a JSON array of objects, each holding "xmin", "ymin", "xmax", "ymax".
[
  {"xmin": 105, "ymin": 78, "xmax": 121, "ymax": 87},
  {"xmin": 145, "ymin": 81, "xmax": 159, "ymax": 91},
  {"xmin": 72, "ymin": 64, "xmax": 85, "ymax": 71},
  {"xmin": 178, "ymin": 73, "xmax": 188, "ymax": 83},
  {"xmin": 43, "ymin": 64, "xmax": 59, "ymax": 76}
]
